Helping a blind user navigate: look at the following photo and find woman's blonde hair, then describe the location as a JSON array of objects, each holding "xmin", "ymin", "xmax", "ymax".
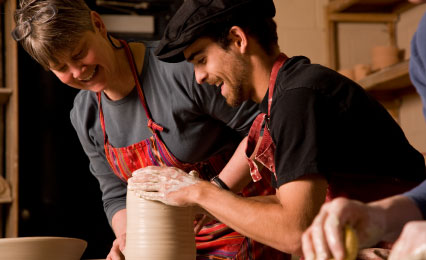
[{"xmin": 13, "ymin": 0, "xmax": 94, "ymax": 70}]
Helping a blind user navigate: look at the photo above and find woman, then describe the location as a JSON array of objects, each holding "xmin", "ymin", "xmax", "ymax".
[{"xmin": 12, "ymin": 0, "xmax": 284, "ymax": 259}]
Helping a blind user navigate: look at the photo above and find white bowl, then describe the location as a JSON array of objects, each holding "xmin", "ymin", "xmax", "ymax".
[{"xmin": 0, "ymin": 236, "xmax": 87, "ymax": 260}]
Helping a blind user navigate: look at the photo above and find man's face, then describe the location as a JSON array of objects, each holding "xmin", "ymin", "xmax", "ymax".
[{"xmin": 183, "ymin": 37, "xmax": 251, "ymax": 107}]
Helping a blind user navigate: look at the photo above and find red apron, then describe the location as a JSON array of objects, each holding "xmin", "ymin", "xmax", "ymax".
[{"xmin": 98, "ymin": 40, "xmax": 286, "ymax": 259}]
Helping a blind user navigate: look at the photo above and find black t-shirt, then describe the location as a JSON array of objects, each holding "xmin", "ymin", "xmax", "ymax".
[{"xmin": 260, "ymin": 56, "xmax": 426, "ymax": 188}]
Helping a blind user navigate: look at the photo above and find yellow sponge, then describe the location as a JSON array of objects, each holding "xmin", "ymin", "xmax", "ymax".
[{"xmin": 330, "ymin": 225, "xmax": 358, "ymax": 260}]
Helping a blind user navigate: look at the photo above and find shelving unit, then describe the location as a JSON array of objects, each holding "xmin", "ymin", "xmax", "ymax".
[
  {"xmin": 324, "ymin": 0, "xmax": 424, "ymax": 125},
  {"xmin": 326, "ymin": 0, "xmax": 416, "ymax": 70},
  {"xmin": 325, "ymin": 0, "xmax": 421, "ymax": 122},
  {"xmin": 1, "ymin": 0, "xmax": 19, "ymax": 238}
]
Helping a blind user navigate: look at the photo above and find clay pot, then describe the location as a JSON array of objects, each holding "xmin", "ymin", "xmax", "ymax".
[
  {"xmin": 125, "ymin": 190, "xmax": 196, "ymax": 260},
  {"xmin": 338, "ymin": 68, "xmax": 355, "ymax": 81},
  {"xmin": 0, "ymin": 237, "xmax": 87, "ymax": 260},
  {"xmin": 354, "ymin": 64, "xmax": 371, "ymax": 81},
  {"xmin": 371, "ymin": 45, "xmax": 399, "ymax": 71}
]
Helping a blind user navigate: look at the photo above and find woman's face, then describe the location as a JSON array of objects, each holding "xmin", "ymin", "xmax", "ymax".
[{"xmin": 49, "ymin": 13, "xmax": 120, "ymax": 93}]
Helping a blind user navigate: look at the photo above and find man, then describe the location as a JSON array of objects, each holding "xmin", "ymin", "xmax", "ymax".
[
  {"xmin": 132, "ymin": 0, "xmax": 426, "ymax": 256},
  {"xmin": 302, "ymin": 1, "xmax": 426, "ymax": 259}
]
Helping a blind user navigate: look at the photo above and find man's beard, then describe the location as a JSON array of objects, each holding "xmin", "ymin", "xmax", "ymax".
[
  {"xmin": 224, "ymin": 55, "xmax": 249, "ymax": 107},
  {"xmin": 225, "ymin": 84, "xmax": 245, "ymax": 107}
]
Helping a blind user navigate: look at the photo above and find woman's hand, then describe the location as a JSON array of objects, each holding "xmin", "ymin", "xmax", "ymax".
[
  {"xmin": 129, "ymin": 166, "xmax": 201, "ymax": 206},
  {"xmin": 106, "ymin": 232, "xmax": 126, "ymax": 260}
]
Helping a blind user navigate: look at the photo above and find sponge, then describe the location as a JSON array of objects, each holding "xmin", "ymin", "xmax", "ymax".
[{"xmin": 330, "ymin": 225, "xmax": 358, "ymax": 260}]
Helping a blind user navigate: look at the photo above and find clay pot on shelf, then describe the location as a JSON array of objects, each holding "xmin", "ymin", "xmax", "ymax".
[
  {"xmin": 354, "ymin": 63, "xmax": 371, "ymax": 81},
  {"xmin": 337, "ymin": 68, "xmax": 355, "ymax": 81},
  {"xmin": 371, "ymin": 45, "xmax": 399, "ymax": 71}
]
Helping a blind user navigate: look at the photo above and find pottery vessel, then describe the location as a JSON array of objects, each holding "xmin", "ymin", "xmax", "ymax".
[
  {"xmin": 125, "ymin": 189, "xmax": 196, "ymax": 260},
  {"xmin": 337, "ymin": 68, "xmax": 355, "ymax": 81},
  {"xmin": 0, "ymin": 236, "xmax": 87, "ymax": 260},
  {"xmin": 354, "ymin": 63, "xmax": 371, "ymax": 81},
  {"xmin": 371, "ymin": 45, "xmax": 399, "ymax": 71}
]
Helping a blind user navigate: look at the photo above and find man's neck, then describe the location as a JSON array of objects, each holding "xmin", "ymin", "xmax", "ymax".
[{"xmin": 250, "ymin": 49, "xmax": 281, "ymax": 103}]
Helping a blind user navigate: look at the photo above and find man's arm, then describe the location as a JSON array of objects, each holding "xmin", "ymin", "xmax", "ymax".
[
  {"xmin": 217, "ymin": 136, "xmax": 253, "ymax": 192},
  {"xmin": 192, "ymin": 173, "xmax": 327, "ymax": 255},
  {"xmin": 132, "ymin": 167, "xmax": 327, "ymax": 254}
]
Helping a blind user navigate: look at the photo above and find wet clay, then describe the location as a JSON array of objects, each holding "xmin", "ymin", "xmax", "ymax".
[{"xmin": 125, "ymin": 189, "xmax": 196, "ymax": 259}]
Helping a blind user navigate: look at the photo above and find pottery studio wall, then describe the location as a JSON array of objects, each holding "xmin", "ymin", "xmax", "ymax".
[{"xmin": 273, "ymin": 0, "xmax": 426, "ymax": 157}]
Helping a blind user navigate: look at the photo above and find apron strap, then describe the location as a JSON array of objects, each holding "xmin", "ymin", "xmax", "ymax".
[
  {"xmin": 244, "ymin": 53, "xmax": 289, "ymax": 182},
  {"xmin": 119, "ymin": 40, "xmax": 164, "ymax": 133},
  {"xmin": 97, "ymin": 92, "xmax": 108, "ymax": 144},
  {"xmin": 245, "ymin": 114, "xmax": 267, "ymax": 182},
  {"xmin": 268, "ymin": 53, "xmax": 288, "ymax": 116}
]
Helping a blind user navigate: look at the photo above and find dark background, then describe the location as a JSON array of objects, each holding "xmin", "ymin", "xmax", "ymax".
[{"xmin": 17, "ymin": 0, "xmax": 183, "ymax": 258}]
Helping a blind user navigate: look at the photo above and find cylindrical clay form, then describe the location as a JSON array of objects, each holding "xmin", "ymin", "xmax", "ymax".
[{"xmin": 125, "ymin": 189, "xmax": 196, "ymax": 259}]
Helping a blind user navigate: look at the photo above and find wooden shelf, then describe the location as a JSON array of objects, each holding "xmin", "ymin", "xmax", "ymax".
[
  {"xmin": 327, "ymin": 0, "xmax": 415, "ymax": 14},
  {"xmin": 0, "ymin": 88, "xmax": 12, "ymax": 105},
  {"xmin": 2, "ymin": 0, "xmax": 19, "ymax": 238},
  {"xmin": 358, "ymin": 60, "xmax": 411, "ymax": 92}
]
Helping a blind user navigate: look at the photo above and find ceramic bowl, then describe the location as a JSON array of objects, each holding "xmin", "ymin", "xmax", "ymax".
[{"xmin": 0, "ymin": 236, "xmax": 87, "ymax": 260}]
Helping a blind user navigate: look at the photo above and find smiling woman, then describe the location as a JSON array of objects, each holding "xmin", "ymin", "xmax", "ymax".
[{"xmin": 13, "ymin": 0, "xmax": 284, "ymax": 259}]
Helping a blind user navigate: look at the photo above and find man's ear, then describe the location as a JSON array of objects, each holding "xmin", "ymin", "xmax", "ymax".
[
  {"xmin": 228, "ymin": 26, "xmax": 248, "ymax": 54},
  {"xmin": 91, "ymin": 11, "xmax": 107, "ymax": 37}
]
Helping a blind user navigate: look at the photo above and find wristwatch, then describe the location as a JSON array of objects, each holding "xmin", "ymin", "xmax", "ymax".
[{"xmin": 210, "ymin": 175, "xmax": 230, "ymax": 191}]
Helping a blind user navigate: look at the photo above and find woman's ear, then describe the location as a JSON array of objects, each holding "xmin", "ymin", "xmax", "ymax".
[
  {"xmin": 228, "ymin": 26, "xmax": 248, "ymax": 54},
  {"xmin": 90, "ymin": 11, "xmax": 107, "ymax": 37}
]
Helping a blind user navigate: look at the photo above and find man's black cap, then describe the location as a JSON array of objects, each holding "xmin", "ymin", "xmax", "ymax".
[{"xmin": 155, "ymin": 0, "xmax": 276, "ymax": 63}]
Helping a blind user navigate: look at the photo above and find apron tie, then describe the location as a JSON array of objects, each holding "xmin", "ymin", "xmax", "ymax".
[{"xmin": 148, "ymin": 119, "xmax": 164, "ymax": 132}]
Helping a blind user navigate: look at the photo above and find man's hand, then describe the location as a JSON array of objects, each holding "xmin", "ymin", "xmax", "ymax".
[
  {"xmin": 302, "ymin": 197, "xmax": 385, "ymax": 260},
  {"xmin": 129, "ymin": 166, "xmax": 201, "ymax": 206},
  {"xmin": 389, "ymin": 221, "xmax": 426, "ymax": 260},
  {"xmin": 106, "ymin": 232, "xmax": 126, "ymax": 260}
]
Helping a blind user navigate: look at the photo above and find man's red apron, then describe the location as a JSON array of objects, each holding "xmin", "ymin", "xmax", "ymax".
[{"xmin": 98, "ymin": 40, "xmax": 287, "ymax": 259}]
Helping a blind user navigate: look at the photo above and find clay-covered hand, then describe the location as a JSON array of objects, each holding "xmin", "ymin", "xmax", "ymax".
[
  {"xmin": 128, "ymin": 166, "xmax": 201, "ymax": 206},
  {"xmin": 388, "ymin": 221, "xmax": 426, "ymax": 260},
  {"xmin": 302, "ymin": 197, "xmax": 385, "ymax": 260},
  {"xmin": 106, "ymin": 232, "xmax": 126, "ymax": 260}
]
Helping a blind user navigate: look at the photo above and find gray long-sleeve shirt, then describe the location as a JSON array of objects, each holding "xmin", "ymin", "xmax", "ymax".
[{"xmin": 70, "ymin": 41, "xmax": 259, "ymax": 224}]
